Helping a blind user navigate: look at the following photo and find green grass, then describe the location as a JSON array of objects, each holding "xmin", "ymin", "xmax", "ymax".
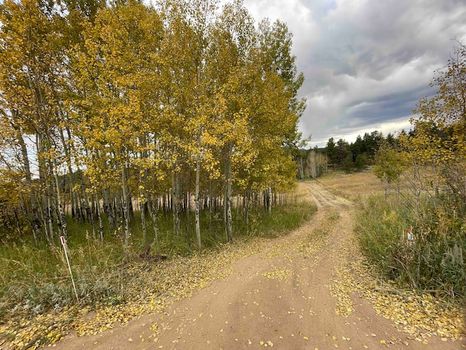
[
  {"xmin": 355, "ymin": 193, "xmax": 465, "ymax": 298},
  {"xmin": 0, "ymin": 202, "xmax": 316, "ymax": 320}
]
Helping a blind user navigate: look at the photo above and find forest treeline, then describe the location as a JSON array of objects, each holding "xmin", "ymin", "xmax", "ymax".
[
  {"xmin": 0, "ymin": 0, "xmax": 306, "ymax": 249},
  {"xmin": 325, "ymin": 130, "xmax": 399, "ymax": 171}
]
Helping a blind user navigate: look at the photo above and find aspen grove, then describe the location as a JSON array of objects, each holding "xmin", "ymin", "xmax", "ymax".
[{"xmin": 0, "ymin": 0, "xmax": 305, "ymax": 250}]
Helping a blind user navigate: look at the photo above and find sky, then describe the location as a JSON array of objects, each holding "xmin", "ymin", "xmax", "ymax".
[{"xmin": 240, "ymin": 0, "xmax": 466, "ymax": 146}]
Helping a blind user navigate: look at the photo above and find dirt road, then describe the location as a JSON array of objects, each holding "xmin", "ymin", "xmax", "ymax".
[{"xmin": 52, "ymin": 182, "xmax": 463, "ymax": 350}]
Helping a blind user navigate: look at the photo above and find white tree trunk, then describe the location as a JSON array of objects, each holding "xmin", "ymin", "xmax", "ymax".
[
  {"xmin": 195, "ymin": 153, "xmax": 201, "ymax": 249},
  {"xmin": 225, "ymin": 146, "xmax": 233, "ymax": 242},
  {"xmin": 121, "ymin": 164, "xmax": 130, "ymax": 247}
]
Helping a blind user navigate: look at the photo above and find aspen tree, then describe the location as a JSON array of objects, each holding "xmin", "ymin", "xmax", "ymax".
[
  {"xmin": 0, "ymin": 0, "xmax": 306, "ymax": 250},
  {"xmin": 71, "ymin": 1, "xmax": 164, "ymax": 245},
  {"xmin": 0, "ymin": 0, "xmax": 69, "ymax": 239}
]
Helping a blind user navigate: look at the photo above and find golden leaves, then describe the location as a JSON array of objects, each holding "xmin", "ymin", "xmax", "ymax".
[
  {"xmin": 329, "ymin": 266, "xmax": 355, "ymax": 317},
  {"xmin": 2, "ymin": 237, "xmax": 266, "ymax": 349},
  {"xmin": 329, "ymin": 238, "xmax": 464, "ymax": 341},
  {"xmin": 262, "ymin": 268, "xmax": 291, "ymax": 281}
]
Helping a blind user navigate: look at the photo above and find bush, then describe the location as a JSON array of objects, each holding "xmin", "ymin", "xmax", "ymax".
[
  {"xmin": 354, "ymin": 153, "xmax": 368, "ymax": 170},
  {"xmin": 356, "ymin": 194, "xmax": 465, "ymax": 298}
]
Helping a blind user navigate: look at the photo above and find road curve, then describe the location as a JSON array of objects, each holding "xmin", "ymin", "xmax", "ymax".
[{"xmin": 51, "ymin": 181, "xmax": 462, "ymax": 350}]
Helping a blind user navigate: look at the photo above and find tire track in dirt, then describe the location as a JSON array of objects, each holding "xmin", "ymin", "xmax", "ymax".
[{"xmin": 50, "ymin": 181, "xmax": 463, "ymax": 350}]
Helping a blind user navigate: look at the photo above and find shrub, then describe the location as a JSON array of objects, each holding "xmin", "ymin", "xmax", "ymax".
[
  {"xmin": 356, "ymin": 194, "xmax": 465, "ymax": 298},
  {"xmin": 354, "ymin": 153, "xmax": 368, "ymax": 170}
]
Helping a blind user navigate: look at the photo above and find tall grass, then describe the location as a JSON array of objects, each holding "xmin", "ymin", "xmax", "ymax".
[
  {"xmin": 0, "ymin": 202, "xmax": 315, "ymax": 319},
  {"xmin": 356, "ymin": 194, "xmax": 465, "ymax": 298}
]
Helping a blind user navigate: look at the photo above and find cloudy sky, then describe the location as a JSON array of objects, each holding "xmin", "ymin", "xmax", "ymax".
[{"xmin": 242, "ymin": 0, "xmax": 466, "ymax": 146}]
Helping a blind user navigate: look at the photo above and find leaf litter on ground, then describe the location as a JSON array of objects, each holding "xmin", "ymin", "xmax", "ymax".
[
  {"xmin": 329, "ymin": 236, "xmax": 464, "ymax": 342},
  {"xmin": 0, "ymin": 239, "xmax": 267, "ymax": 349}
]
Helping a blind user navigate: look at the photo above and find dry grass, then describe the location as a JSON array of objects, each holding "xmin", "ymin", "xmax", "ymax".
[
  {"xmin": 318, "ymin": 167, "xmax": 448, "ymax": 202},
  {"xmin": 317, "ymin": 170, "xmax": 385, "ymax": 200}
]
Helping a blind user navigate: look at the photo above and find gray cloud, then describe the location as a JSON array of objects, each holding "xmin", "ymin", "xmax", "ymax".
[{"xmin": 244, "ymin": 0, "xmax": 466, "ymax": 145}]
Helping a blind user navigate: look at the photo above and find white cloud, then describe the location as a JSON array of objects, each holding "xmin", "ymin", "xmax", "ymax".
[
  {"xmin": 236, "ymin": 0, "xmax": 466, "ymax": 144},
  {"xmin": 244, "ymin": 0, "xmax": 319, "ymax": 62},
  {"xmin": 309, "ymin": 117, "xmax": 412, "ymax": 147}
]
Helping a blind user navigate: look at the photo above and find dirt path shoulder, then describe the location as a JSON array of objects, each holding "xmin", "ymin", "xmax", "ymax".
[{"xmin": 51, "ymin": 181, "xmax": 464, "ymax": 350}]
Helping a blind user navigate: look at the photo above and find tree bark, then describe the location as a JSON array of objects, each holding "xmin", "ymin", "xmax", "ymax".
[
  {"xmin": 148, "ymin": 198, "xmax": 159, "ymax": 251},
  {"xmin": 53, "ymin": 166, "xmax": 68, "ymax": 238},
  {"xmin": 244, "ymin": 191, "xmax": 249, "ymax": 233},
  {"xmin": 195, "ymin": 151, "xmax": 201, "ymax": 249},
  {"xmin": 172, "ymin": 171, "xmax": 180, "ymax": 235},
  {"xmin": 96, "ymin": 194, "xmax": 104, "ymax": 241},
  {"xmin": 121, "ymin": 163, "xmax": 130, "ymax": 247},
  {"xmin": 224, "ymin": 145, "xmax": 233, "ymax": 242},
  {"xmin": 140, "ymin": 199, "xmax": 147, "ymax": 248},
  {"xmin": 267, "ymin": 187, "xmax": 272, "ymax": 214}
]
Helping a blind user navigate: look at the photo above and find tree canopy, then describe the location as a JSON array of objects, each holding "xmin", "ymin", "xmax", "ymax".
[{"xmin": 0, "ymin": 0, "xmax": 305, "ymax": 248}]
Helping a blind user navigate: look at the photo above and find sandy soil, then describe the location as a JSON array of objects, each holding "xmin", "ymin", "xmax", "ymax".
[{"xmin": 49, "ymin": 181, "xmax": 464, "ymax": 350}]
